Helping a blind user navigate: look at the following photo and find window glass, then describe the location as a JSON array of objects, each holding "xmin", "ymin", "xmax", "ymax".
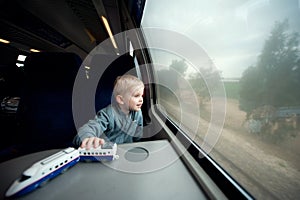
[{"xmin": 141, "ymin": 0, "xmax": 300, "ymax": 199}]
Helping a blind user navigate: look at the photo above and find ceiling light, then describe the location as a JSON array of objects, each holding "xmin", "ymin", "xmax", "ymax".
[
  {"xmin": 0, "ymin": 38, "xmax": 10, "ymax": 44},
  {"xmin": 101, "ymin": 16, "xmax": 118, "ymax": 49}
]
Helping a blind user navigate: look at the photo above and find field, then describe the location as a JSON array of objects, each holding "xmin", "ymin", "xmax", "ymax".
[
  {"xmin": 209, "ymin": 98, "xmax": 300, "ymax": 200},
  {"xmin": 223, "ymin": 81, "xmax": 240, "ymax": 99},
  {"xmin": 159, "ymin": 80, "xmax": 300, "ymax": 199},
  {"xmin": 215, "ymin": 81, "xmax": 300, "ymax": 199}
]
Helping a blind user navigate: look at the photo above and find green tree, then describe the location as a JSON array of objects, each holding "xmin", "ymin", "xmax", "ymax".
[
  {"xmin": 239, "ymin": 66, "xmax": 264, "ymax": 114},
  {"xmin": 156, "ymin": 59, "xmax": 188, "ymax": 102},
  {"xmin": 188, "ymin": 66, "xmax": 221, "ymax": 102},
  {"xmin": 239, "ymin": 19, "xmax": 300, "ymax": 114},
  {"xmin": 169, "ymin": 59, "xmax": 188, "ymax": 76}
]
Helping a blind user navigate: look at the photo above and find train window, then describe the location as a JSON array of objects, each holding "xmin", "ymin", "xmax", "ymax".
[
  {"xmin": 19, "ymin": 175, "xmax": 31, "ymax": 182},
  {"xmin": 17, "ymin": 55, "xmax": 26, "ymax": 62},
  {"xmin": 141, "ymin": 0, "xmax": 300, "ymax": 199},
  {"xmin": 129, "ymin": 41, "xmax": 134, "ymax": 57},
  {"xmin": 134, "ymin": 56, "xmax": 142, "ymax": 80},
  {"xmin": 16, "ymin": 54, "xmax": 26, "ymax": 68}
]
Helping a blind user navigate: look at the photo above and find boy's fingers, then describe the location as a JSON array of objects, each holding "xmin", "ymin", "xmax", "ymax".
[
  {"xmin": 93, "ymin": 138, "xmax": 101, "ymax": 148},
  {"xmin": 86, "ymin": 137, "xmax": 95, "ymax": 150},
  {"xmin": 99, "ymin": 138, "xmax": 105, "ymax": 145},
  {"xmin": 81, "ymin": 137, "xmax": 105, "ymax": 149},
  {"xmin": 80, "ymin": 138, "xmax": 89, "ymax": 148}
]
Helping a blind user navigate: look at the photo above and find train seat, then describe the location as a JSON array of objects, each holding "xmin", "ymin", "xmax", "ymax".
[
  {"xmin": 71, "ymin": 53, "xmax": 136, "ymax": 129},
  {"xmin": 92, "ymin": 54, "xmax": 136, "ymax": 112},
  {"xmin": 15, "ymin": 52, "xmax": 82, "ymax": 153}
]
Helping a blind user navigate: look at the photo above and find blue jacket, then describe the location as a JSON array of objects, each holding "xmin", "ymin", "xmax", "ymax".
[{"xmin": 73, "ymin": 104, "xmax": 143, "ymax": 146}]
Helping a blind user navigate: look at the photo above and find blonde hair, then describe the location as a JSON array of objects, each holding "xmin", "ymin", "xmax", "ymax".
[{"xmin": 113, "ymin": 74, "xmax": 144, "ymax": 97}]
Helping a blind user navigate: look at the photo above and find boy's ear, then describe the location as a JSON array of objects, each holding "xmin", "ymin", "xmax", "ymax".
[{"xmin": 115, "ymin": 95, "xmax": 124, "ymax": 104}]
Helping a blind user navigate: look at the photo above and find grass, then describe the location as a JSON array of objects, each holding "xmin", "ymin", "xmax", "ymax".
[{"xmin": 223, "ymin": 81, "xmax": 240, "ymax": 100}]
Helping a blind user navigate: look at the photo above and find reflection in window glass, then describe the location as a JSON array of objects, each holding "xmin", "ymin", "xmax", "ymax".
[{"xmin": 141, "ymin": 0, "xmax": 300, "ymax": 199}]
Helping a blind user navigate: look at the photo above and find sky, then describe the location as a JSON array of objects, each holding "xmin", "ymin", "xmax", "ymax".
[{"xmin": 141, "ymin": 0, "xmax": 300, "ymax": 78}]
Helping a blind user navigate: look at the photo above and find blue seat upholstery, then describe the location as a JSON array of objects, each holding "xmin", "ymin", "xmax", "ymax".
[
  {"xmin": 15, "ymin": 52, "xmax": 82, "ymax": 153},
  {"xmin": 91, "ymin": 54, "xmax": 135, "ymax": 112},
  {"xmin": 70, "ymin": 54, "xmax": 136, "ymax": 129}
]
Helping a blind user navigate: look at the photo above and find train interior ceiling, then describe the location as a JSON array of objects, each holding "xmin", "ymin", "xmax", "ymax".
[{"xmin": 0, "ymin": 0, "xmax": 147, "ymax": 161}]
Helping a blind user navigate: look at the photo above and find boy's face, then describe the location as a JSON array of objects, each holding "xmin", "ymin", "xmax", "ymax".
[{"xmin": 126, "ymin": 86, "xmax": 144, "ymax": 112}]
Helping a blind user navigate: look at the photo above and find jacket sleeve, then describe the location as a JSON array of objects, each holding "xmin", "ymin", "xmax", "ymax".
[
  {"xmin": 72, "ymin": 108, "xmax": 111, "ymax": 147},
  {"xmin": 133, "ymin": 110, "xmax": 143, "ymax": 142}
]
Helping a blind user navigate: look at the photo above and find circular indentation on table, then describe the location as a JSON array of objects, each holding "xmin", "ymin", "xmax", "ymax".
[{"xmin": 124, "ymin": 147, "xmax": 149, "ymax": 162}]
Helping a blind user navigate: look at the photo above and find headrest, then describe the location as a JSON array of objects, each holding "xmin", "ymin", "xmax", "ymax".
[
  {"xmin": 89, "ymin": 54, "xmax": 135, "ymax": 111},
  {"xmin": 89, "ymin": 54, "xmax": 135, "ymax": 85}
]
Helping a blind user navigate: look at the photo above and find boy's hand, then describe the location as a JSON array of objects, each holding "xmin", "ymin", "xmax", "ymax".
[{"xmin": 80, "ymin": 137, "xmax": 105, "ymax": 150}]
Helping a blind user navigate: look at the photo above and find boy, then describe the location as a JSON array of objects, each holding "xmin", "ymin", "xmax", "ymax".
[{"xmin": 73, "ymin": 74, "xmax": 144, "ymax": 149}]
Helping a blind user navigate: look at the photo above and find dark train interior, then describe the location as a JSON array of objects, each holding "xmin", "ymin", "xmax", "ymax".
[
  {"xmin": 0, "ymin": 0, "xmax": 147, "ymax": 158},
  {"xmin": 1, "ymin": 0, "xmax": 299, "ymax": 199}
]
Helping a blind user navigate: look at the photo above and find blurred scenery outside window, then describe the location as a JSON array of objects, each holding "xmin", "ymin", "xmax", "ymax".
[{"xmin": 141, "ymin": 0, "xmax": 300, "ymax": 199}]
